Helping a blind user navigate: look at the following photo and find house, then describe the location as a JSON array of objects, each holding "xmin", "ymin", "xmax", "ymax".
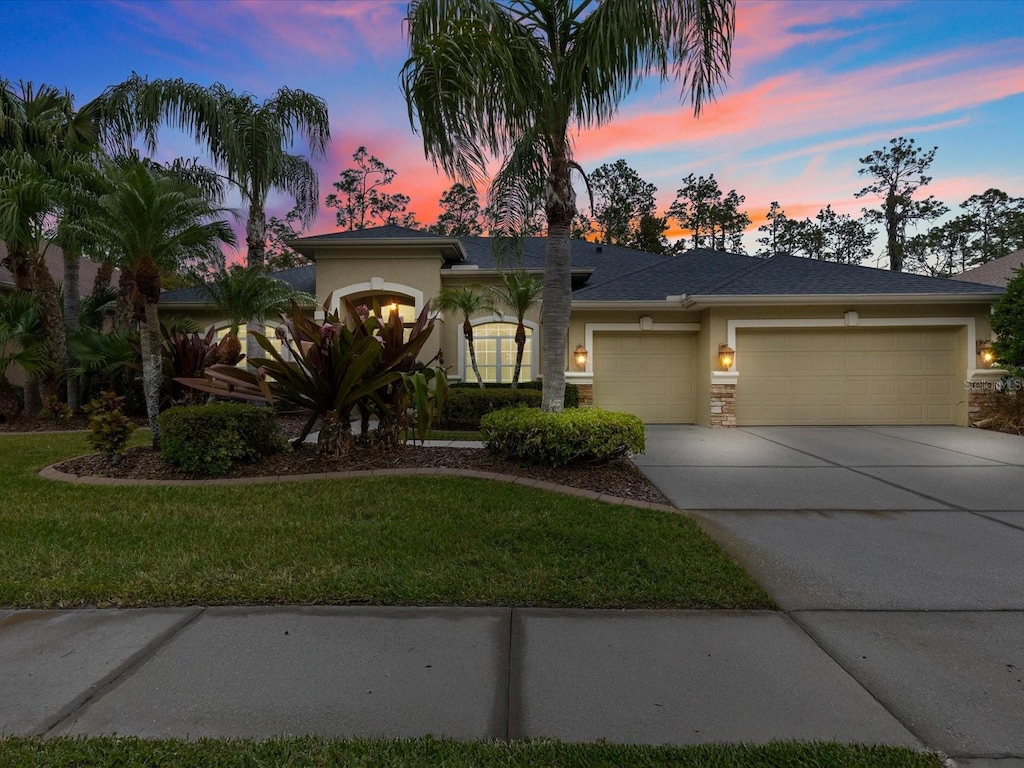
[
  {"xmin": 159, "ymin": 225, "xmax": 1006, "ymax": 428},
  {"xmin": 950, "ymin": 248, "xmax": 1024, "ymax": 287}
]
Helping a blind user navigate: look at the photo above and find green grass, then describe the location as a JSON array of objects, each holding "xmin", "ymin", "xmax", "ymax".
[
  {"xmin": 0, "ymin": 737, "xmax": 943, "ymax": 768},
  {"xmin": 0, "ymin": 432, "xmax": 772, "ymax": 609}
]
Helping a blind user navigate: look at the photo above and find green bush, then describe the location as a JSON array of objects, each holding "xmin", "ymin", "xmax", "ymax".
[
  {"xmin": 441, "ymin": 387, "xmax": 542, "ymax": 430},
  {"xmin": 159, "ymin": 403, "xmax": 286, "ymax": 476},
  {"xmin": 451, "ymin": 380, "xmax": 579, "ymax": 408},
  {"xmin": 83, "ymin": 391, "xmax": 135, "ymax": 457},
  {"xmin": 481, "ymin": 407, "xmax": 645, "ymax": 467}
]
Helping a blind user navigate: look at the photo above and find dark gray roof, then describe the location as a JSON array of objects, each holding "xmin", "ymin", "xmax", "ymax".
[
  {"xmin": 162, "ymin": 226, "xmax": 1003, "ymax": 305},
  {"xmin": 292, "ymin": 225, "xmax": 439, "ymax": 241},
  {"xmin": 456, "ymin": 236, "xmax": 668, "ymax": 287},
  {"xmin": 160, "ymin": 265, "xmax": 316, "ymax": 304},
  {"xmin": 572, "ymin": 248, "xmax": 758, "ymax": 301},
  {"xmin": 714, "ymin": 254, "xmax": 1002, "ymax": 296}
]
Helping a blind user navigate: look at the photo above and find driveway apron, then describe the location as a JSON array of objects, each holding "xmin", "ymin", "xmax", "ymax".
[{"xmin": 638, "ymin": 425, "xmax": 1024, "ymax": 762}]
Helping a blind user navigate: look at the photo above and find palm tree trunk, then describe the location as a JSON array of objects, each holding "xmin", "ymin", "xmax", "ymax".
[
  {"xmin": 245, "ymin": 204, "xmax": 266, "ymax": 365},
  {"xmin": 511, "ymin": 321, "xmax": 526, "ymax": 388},
  {"xmin": 541, "ymin": 147, "xmax": 574, "ymax": 413},
  {"xmin": 64, "ymin": 251, "xmax": 81, "ymax": 412},
  {"xmin": 114, "ymin": 266, "xmax": 136, "ymax": 330},
  {"xmin": 91, "ymin": 259, "xmax": 114, "ymax": 297},
  {"xmin": 4, "ymin": 242, "xmax": 34, "ymax": 291},
  {"xmin": 140, "ymin": 299, "xmax": 162, "ymax": 449},
  {"xmin": 464, "ymin": 318, "xmax": 484, "ymax": 387},
  {"xmin": 31, "ymin": 252, "xmax": 66, "ymax": 403}
]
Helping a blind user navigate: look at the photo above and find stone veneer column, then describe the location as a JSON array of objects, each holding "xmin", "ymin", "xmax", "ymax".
[
  {"xmin": 966, "ymin": 368, "xmax": 1009, "ymax": 425},
  {"xmin": 576, "ymin": 383, "xmax": 593, "ymax": 407},
  {"xmin": 710, "ymin": 383, "xmax": 737, "ymax": 428}
]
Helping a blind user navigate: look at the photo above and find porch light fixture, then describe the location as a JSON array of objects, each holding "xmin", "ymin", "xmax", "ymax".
[
  {"xmin": 718, "ymin": 343, "xmax": 735, "ymax": 370},
  {"xmin": 977, "ymin": 340, "xmax": 996, "ymax": 367},
  {"xmin": 574, "ymin": 343, "xmax": 588, "ymax": 370}
]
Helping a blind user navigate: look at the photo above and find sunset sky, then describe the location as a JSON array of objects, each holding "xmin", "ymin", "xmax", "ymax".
[{"xmin": 3, "ymin": 0, "xmax": 1023, "ymax": 262}]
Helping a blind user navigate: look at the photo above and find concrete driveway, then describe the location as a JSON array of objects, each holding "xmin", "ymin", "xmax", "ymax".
[{"xmin": 636, "ymin": 425, "xmax": 1024, "ymax": 765}]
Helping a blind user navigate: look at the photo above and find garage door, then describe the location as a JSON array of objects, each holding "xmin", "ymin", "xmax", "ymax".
[
  {"xmin": 592, "ymin": 332, "xmax": 696, "ymax": 423},
  {"xmin": 736, "ymin": 327, "xmax": 960, "ymax": 425}
]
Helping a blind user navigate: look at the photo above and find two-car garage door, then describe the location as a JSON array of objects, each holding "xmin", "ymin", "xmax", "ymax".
[{"xmin": 735, "ymin": 327, "xmax": 960, "ymax": 425}]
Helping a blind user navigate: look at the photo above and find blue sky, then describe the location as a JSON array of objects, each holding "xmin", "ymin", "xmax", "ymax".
[{"xmin": 3, "ymin": 0, "xmax": 1023, "ymax": 259}]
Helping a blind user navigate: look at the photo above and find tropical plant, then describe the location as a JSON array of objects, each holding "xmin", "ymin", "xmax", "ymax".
[
  {"xmin": 487, "ymin": 269, "xmax": 543, "ymax": 387},
  {"xmin": 188, "ymin": 263, "xmax": 315, "ymax": 364},
  {"xmin": 161, "ymin": 324, "xmax": 235, "ymax": 405},
  {"xmin": 83, "ymin": 390, "xmax": 135, "ymax": 458},
  {"xmin": 0, "ymin": 291, "xmax": 49, "ymax": 421},
  {"xmin": 402, "ymin": 0, "xmax": 735, "ymax": 410},
  {"xmin": 68, "ymin": 325, "xmax": 140, "ymax": 406},
  {"xmin": 432, "ymin": 286, "xmax": 493, "ymax": 387},
  {"xmin": 119, "ymin": 76, "xmax": 330, "ymax": 361},
  {"xmin": 77, "ymin": 159, "xmax": 236, "ymax": 446},
  {"xmin": 176, "ymin": 300, "xmax": 444, "ymax": 457}
]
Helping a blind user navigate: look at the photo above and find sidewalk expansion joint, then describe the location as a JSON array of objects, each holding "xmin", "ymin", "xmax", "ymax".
[{"xmin": 41, "ymin": 607, "xmax": 206, "ymax": 737}]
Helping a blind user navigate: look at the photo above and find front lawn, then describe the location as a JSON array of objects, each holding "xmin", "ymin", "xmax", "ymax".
[
  {"xmin": 0, "ymin": 737, "xmax": 943, "ymax": 768},
  {"xmin": 0, "ymin": 433, "xmax": 771, "ymax": 609}
]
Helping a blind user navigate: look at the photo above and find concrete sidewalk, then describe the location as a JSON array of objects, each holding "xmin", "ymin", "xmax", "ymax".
[{"xmin": 0, "ymin": 606, "xmax": 918, "ymax": 746}]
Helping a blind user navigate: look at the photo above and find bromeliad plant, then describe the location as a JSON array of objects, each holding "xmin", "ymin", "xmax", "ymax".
[{"xmin": 176, "ymin": 299, "xmax": 448, "ymax": 456}]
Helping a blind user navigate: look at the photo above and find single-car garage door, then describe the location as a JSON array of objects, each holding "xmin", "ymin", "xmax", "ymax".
[
  {"xmin": 593, "ymin": 332, "xmax": 697, "ymax": 423},
  {"xmin": 736, "ymin": 327, "xmax": 960, "ymax": 425}
]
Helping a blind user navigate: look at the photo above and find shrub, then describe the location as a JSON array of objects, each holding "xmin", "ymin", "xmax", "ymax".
[
  {"xmin": 450, "ymin": 380, "xmax": 579, "ymax": 408},
  {"xmin": 83, "ymin": 391, "xmax": 135, "ymax": 457},
  {"xmin": 481, "ymin": 407, "xmax": 645, "ymax": 467},
  {"xmin": 976, "ymin": 385, "xmax": 1024, "ymax": 435},
  {"xmin": 43, "ymin": 395, "xmax": 73, "ymax": 423},
  {"xmin": 159, "ymin": 403, "xmax": 286, "ymax": 476},
  {"xmin": 441, "ymin": 387, "xmax": 542, "ymax": 430}
]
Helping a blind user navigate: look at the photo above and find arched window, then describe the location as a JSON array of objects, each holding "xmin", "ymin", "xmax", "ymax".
[
  {"xmin": 212, "ymin": 323, "xmax": 287, "ymax": 365},
  {"xmin": 465, "ymin": 321, "xmax": 534, "ymax": 383}
]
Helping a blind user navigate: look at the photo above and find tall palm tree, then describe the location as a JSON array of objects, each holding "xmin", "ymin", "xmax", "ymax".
[
  {"xmin": 80, "ymin": 159, "xmax": 236, "ymax": 446},
  {"xmin": 432, "ymin": 286, "xmax": 493, "ymax": 387},
  {"xmin": 402, "ymin": 0, "xmax": 734, "ymax": 410},
  {"xmin": 189, "ymin": 263, "xmax": 315, "ymax": 363},
  {"xmin": 488, "ymin": 269, "xmax": 543, "ymax": 387},
  {"xmin": 118, "ymin": 76, "xmax": 330, "ymax": 362},
  {"xmin": 0, "ymin": 292, "xmax": 49, "ymax": 422}
]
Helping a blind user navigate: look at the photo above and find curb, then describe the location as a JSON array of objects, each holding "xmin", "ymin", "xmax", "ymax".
[{"xmin": 37, "ymin": 463, "xmax": 679, "ymax": 514}]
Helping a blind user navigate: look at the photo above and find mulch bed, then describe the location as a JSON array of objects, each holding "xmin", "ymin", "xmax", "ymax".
[
  {"xmin": 54, "ymin": 444, "xmax": 671, "ymax": 505},
  {"xmin": 24, "ymin": 410, "xmax": 669, "ymax": 503}
]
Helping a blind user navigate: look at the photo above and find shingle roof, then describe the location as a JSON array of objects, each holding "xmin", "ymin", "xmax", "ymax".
[
  {"xmin": 159, "ymin": 226, "xmax": 1003, "ymax": 305},
  {"xmin": 292, "ymin": 225, "xmax": 439, "ymax": 241},
  {"xmin": 160, "ymin": 265, "xmax": 316, "ymax": 304},
  {"xmin": 950, "ymin": 249, "xmax": 1024, "ymax": 287},
  {"xmin": 708, "ymin": 253, "xmax": 1001, "ymax": 296}
]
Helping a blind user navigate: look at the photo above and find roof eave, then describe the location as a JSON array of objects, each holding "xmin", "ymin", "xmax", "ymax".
[
  {"xmin": 286, "ymin": 236, "xmax": 466, "ymax": 263},
  {"xmin": 570, "ymin": 298, "xmax": 686, "ymax": 310},
  {"xmin": 682, "ymin": 292, "xmax": 1003, "ymax": 309}
]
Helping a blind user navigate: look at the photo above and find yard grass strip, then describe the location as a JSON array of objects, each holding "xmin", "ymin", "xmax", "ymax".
[
  {"xmin": 0, "ymin": 433, "xmax": 771, "ymax": 610},
  {"xmin": 0, "ymin": 737, "xmax": 944, "ymax": 768}
]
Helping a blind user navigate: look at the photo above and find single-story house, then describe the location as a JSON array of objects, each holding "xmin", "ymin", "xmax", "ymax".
[
  {"xmin": 950, "ymin": 248, "xmax": 1024, "ymax": 287},
  {"xmin": 159, "ymin": 225, "xmax": 1007, "ymax": 428}
]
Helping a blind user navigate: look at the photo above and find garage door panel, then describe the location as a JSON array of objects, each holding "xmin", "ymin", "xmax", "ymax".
[
  {"xmin": 737, "ymin": 327, "xmax": 959, "ymax": 426},
  {"xmin": 593, "ymin": 332, "xmax": 696, "ymax": 424}
]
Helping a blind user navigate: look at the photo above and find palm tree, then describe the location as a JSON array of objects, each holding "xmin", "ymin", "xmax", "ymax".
[
  {"xmin": 0, "ymin": 292, "xmax": 49, "ymax": 422},
  {"xmin": 189, "ymin": 263, "xmax": 315, "ymax": 363},
  {"xmin": 118, "ymin": 76, "xmax": 330, "ymax": 362},
  {"xmin": 81, "ymin": 159, "xmax": 236, "ymax": 447},
  {"xmin": 488, "ymin": 269, "xmax": 543, "ymax": 387},
  {"xmin": 402, "ymin": 0, "xmax": 735, "ymax": 410},
  {"xmin": 432, "ymin": 287, "xmax": 493, "ymax": 387}
]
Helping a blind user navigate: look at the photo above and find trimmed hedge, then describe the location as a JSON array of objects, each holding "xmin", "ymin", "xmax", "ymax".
[
  {"xmin": 451, "ymin": 380, "xmax": 580, "ymax": 408},
  {"xmin": 440, "ymin": 388, "xmax": 542, "ymax": 430},
  {"xmin": 481, "ymin": 407, "xmax": 645, "ymax": 467},
  {"xmin": 159, "ymin": 403, "xmax": 287, "ymax": 476}
]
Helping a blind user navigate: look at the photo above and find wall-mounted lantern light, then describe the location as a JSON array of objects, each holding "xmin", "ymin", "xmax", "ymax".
[
  {"xmin": 718, "ymin": 343, "xmax": 735, "ymax": 370},
  {"xmin": 977, "ymin": 339, "xmax": 996, "ymax": 367},
  {"xmin": 574, "ymin": 344, "xmax": 588, "ymax": 370}
]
